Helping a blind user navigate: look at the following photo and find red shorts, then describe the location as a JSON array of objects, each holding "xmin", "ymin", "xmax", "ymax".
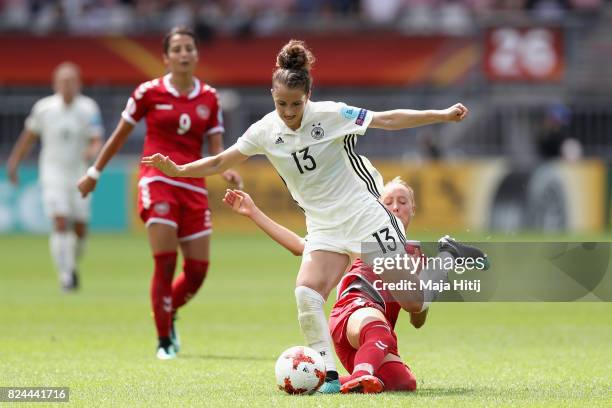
[
  {"xmin": 138, "ymin": 180, "xmax": 212, "ymax": 241},
  {"xmin": 329, "ymin": 293, "xmax": 399, "ymax": 373}
]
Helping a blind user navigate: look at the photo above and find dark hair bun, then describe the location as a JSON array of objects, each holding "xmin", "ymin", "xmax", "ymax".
[{"xmin": 276, "ymin": 40, "xmax": 315, "ymax": 71}]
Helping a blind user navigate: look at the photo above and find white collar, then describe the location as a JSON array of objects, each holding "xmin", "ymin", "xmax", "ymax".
[{"xmin": 163, "ymin": 74, "xmax": 200, "ymax": 99}]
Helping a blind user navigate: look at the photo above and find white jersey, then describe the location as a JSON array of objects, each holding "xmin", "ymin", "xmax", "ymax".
[
  {"xmin": 236, "ymin": 100, "xmax": 387, "ymax": 233},
  {"xmin": 25, "ymin": 94, "xmax": 103, "ymax": 189}
]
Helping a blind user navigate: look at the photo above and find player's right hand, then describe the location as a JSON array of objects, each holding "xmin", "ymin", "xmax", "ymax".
[
  {"xmin": 443, "ymin": 103, "xmax": 469, "ymax": 122},
  {"xmin": 77, "ymin": 175, "xmax": 97, "ymax": 198},
  {"xmin": 141, "ymin": 153, "xmax": 181, "ymax": 177},
  {"xmin": 222, "ymin": 189, "xmax": 256, "ymax": 217}
]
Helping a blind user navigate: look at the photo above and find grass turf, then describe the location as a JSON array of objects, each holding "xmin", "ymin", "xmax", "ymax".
[{"xmin": 1, "ymin": 232, "xmax": 611, "ymax": 407}]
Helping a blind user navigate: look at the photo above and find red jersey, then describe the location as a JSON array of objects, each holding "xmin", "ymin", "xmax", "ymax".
[
  {"xmin": 122, "ymin": 74, "xmax": 224, "ymax": 191},
  {"xmin": 335, "ymin": 242, "xmax": 422, "ymax": 329}
]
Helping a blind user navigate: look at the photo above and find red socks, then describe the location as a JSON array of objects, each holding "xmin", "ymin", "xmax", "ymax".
[
  {"xmin": 341, "ymin": 362, "xmax": 417, "ymax": 392},
  {"xmin": 350, "ymin": 321, "xmax": 396, "ymax": 379},
  {"xmin": 376, "ymin": 361, "xmax": 417, "ymax": 391},
  {"xmin": 172, "ymin": 259, "xmax": 209, "ymax": 310},
  {"xmin": 151, "ymin": 252, "xmax": 177, "ymax": 338},
  {"xmin": 151, "ymin": 254, "xmax": 209, "ymax": 338}
]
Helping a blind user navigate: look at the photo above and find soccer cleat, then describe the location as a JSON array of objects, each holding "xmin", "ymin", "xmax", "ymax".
[
  {"xmin": 317, "ymin": 379, "xmax": 341, "ymax": 394},
  {"xmin": 156, "ymin": 344, "xmax": 177, "ymax": 360},
  {"xmin": 156, "ymin": 337, "xmax": 176, "ymax": 360},
  {"xmin": 71, "ymin": 270, "xmax": 80, "ymax": 290},
  {"xmin": 61, "ymin": 270, "xmax": 79, "ymax": 292},
  {"xmin": 438, "ymin": 235, "xmax": 490, "ymax": 269},
  {"xmin": 170, "ymin": 314, "xmax": 180, "ymax": 353},
  {"xmin": 340, "ymin": 374, "xmax": 384, "ymax": 394}
]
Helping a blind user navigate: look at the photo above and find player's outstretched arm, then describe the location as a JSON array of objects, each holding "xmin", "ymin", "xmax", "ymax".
[
  {"xmin": 78, "ymin": 118, "xmax": 134, "ymax": 197},
  {"xmin": 369, "ymin": 103, "xmax": 469, "ymax": 131},
  {"xmin": 407, "ymin": 253, "xmax": 429, "ymax": 328},
  {"xmin": 142, "ymin": 144, "xmax": 248, "ymax": 178},
  {"xmin": 7, "ymin": 129, "xmax": 37, "ymax": 185},
  {"xmin": 223, "ymin": 189, "xmax": 305, "ymax": 256},
  {"xmin": 208, "ymin": 132, "xmax": 244, "ymax": 189}
]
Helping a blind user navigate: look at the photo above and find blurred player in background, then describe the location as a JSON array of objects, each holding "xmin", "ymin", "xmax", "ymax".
[
  {"xmin": 78, "ymin": 26, "xmax": 242, "ymax": 360},
  {"xmin": 223, "ymin": 178, "xmax": 483, "ymax": 393},
  {"xmin": 142, "ymin": 39, "xmax": 468, "ymax": 390},
  {"xmin": 7, "ymin": 62, "xmax": 103, "ymax": 292}
]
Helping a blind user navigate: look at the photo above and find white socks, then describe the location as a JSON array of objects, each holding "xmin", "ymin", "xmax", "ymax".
[
  {"xmin": 295, "ymin": 286, "xmax": 337, "ymax": 372},
  {"xmin": 49, "ymin": 231, "xmax": 76, "ymax": 286}
]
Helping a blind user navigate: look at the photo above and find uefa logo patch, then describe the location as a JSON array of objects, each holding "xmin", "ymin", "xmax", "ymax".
[
  {"xmin": 153, "ymin": 202, "xmax": 170, "ymax": 216},
  {"xmin": 341, "ymin": 106, "xmax": 359, "ymax": 120},
  {"xmin": 311, "ymin": 123, "xmax": 324, "ymax": 140},
  {"xmin": 355, "ymin": 109, "xmax": 367, "ymax": 126},
  {"xmin": 196, "ymin": 105, "xmax": 210, "ymax": 120}
]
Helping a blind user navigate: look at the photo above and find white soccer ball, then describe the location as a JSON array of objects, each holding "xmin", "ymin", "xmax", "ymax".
[{"xmin": 275, "ymin": 346, "xmax": 326, "ymax": 395}]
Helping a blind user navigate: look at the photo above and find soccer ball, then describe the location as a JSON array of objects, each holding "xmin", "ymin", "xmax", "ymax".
[{"xmin": 275, "ymin": 346, "xmax": 326, "ymax": 395}]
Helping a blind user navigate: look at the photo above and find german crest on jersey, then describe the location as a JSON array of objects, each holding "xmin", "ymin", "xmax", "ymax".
[{"xmin": 311, "ymin": 123, "xmax": 324, "ymax": 140}]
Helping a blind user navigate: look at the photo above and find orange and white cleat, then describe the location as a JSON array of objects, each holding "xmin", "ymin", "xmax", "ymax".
[{"xmin": 340, "ymin": 374, "xmax": 384, "ymax": 394}]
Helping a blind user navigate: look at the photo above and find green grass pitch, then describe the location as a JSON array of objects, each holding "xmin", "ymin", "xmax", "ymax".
[{"xmin": 1, "ymin": 232, "xmax": 611, "ymax": 407}]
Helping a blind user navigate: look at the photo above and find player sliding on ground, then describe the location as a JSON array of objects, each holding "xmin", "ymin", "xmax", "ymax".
[
  {"xmin": 222, "ymin": 179, "xmax": 487, "ymax": 393},
  {"xmin": 143, "ymin": 39, "xmax": 470, "ymax": 392}
]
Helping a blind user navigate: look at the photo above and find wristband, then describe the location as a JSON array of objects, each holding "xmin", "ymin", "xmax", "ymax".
[{"xmin": 86, "ymin": 166, "xmax": 101, "ymax": 180}]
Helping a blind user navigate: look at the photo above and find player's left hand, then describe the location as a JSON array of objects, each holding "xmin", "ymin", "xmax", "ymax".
[
  {"xmin": 443, "ymin": 103, "xmax": 469, "ymax": 122},
  {"xmin": 141, "ymin": 153, "xmax": 181, "ymax": 176},
  {"xmin": 77, "ymin": 174, "xmax": 97, "ymax": 197},
  {"xmin": 222, "ymin": 169, "xmax": 244, "ymax": 190},
  {"xmin": 222, "ymin": 189, "xmax": 255, "ymax": 217}
]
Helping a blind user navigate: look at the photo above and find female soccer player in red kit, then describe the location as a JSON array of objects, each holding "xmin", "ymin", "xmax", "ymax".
[
  {"xmin": 222, "ymin": 179, "xmax": 485, "ymax": 393},
  {"xmin": 78, "ymin": 26, "xmax": 241, "ymax": 359},
  {"xmin": 222, "ymin": 179, "xmax": 423, "ymax": 393}
]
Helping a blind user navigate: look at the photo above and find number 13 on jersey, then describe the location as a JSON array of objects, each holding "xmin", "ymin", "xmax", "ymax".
[{"xmin": 291, "ymin": 147, "xmax": 317, "ymax": 174}]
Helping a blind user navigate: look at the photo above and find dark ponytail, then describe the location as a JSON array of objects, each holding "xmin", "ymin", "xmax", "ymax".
[{"xmin": 272, "ymin": 40, "xmax": 315, "ymax": 93}]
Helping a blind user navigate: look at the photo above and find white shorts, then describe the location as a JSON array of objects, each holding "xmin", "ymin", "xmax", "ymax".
[
  {"xmin": 303, "ymin": 201, "xmax": 407, "ymax": 262},
  {"xmin": 42, "ymin": 186, "xmax": 91, "ymax": 222}
]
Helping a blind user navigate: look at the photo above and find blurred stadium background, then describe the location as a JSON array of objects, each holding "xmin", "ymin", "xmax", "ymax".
[
  {"xmin": 1, "ymin": 0, "xmax": 611, "ymax": 237},
  {"xmin": 2, "ymin": 2, "xmax": 612, "ymax": 406}
]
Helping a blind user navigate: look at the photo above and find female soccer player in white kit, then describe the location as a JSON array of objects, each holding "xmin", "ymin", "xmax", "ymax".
[
  {"xmin": 7, "ymin": 62, "xmax": 103, "ymax": 291},
  {"xmin": 142, "ymin": 39, "xmax": 468, "ymax": 392}
]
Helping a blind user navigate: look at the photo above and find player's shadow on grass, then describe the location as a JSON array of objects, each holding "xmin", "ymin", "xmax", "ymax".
[
  {"xmin": 409, "ymin": 387, "xmax": 474, "ymax": 397},
  {"xmin": 319, "ymin": 387, "xmax": 474, "ymax": 397},
  {"xmin": 179, "ymin": 353, "xmax": 275, "ymax": 362}
]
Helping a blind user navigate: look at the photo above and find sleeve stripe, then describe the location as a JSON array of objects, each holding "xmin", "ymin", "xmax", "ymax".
[
  {"xmin": 121, "ymin": 111, "xmax": 137, "ymax": 125},
  {"xmin": 205, "ymin": 126, "xmax": 225, "ymax": 136}
]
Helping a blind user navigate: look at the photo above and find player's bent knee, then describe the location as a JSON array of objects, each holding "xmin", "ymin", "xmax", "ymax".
[
  {"xmin": 295, "ymin": 278, "xmax": 329, "ymax": 299},
  {"xmin": 360, "ymin": 322, "xmax": 396, "ymax": 351},
  {"xmin": 183, "ymin": 259, "xmax": 209, "ymax": 284},
  {"xmin": 347, "ymin": 309, "xmax": 387, "ymax": 349},
  {"xmin": 295, "ymin": 286, "xmax": 324, "ymax": 311}
]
